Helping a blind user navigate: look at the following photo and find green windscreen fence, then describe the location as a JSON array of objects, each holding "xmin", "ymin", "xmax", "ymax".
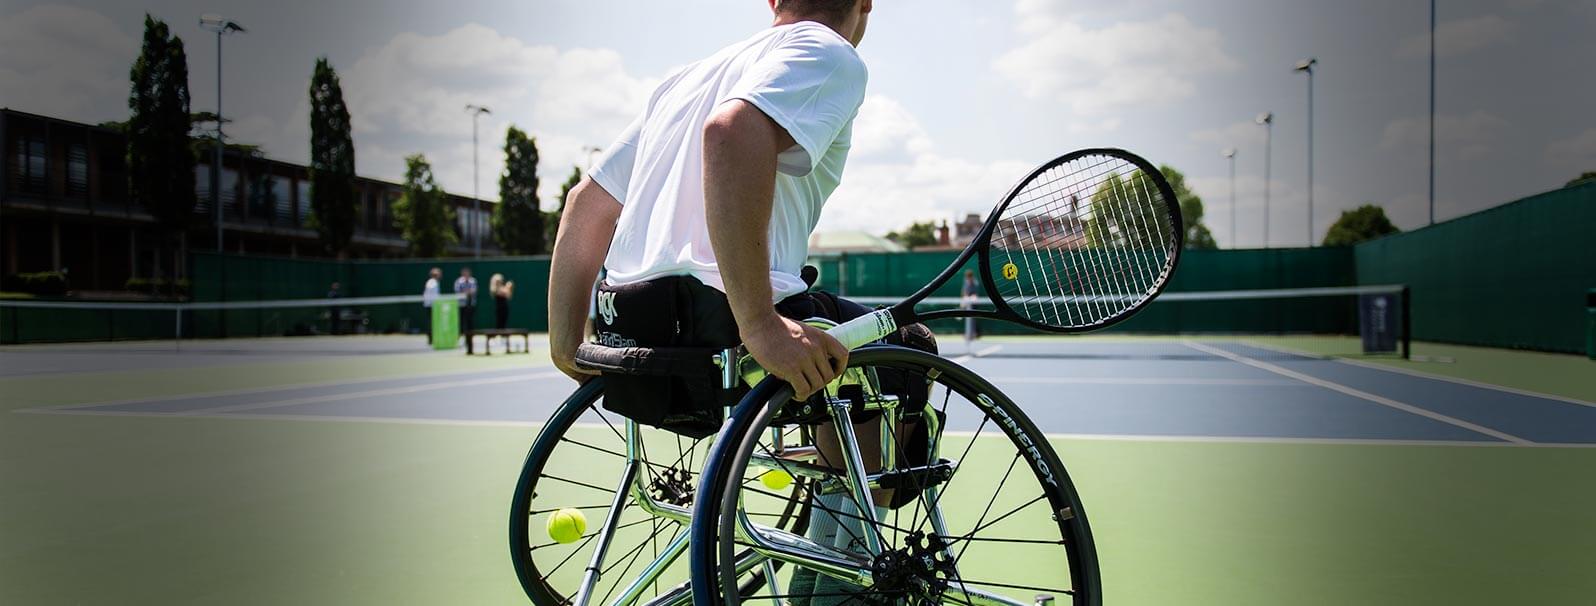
[
  {"xmin": 1355, "ymin": 182, "xmax": 1596, "ymax": 353},
  {"xmin": 813, "ymin": 247, "xmax": 1357, "ymax": 336}
]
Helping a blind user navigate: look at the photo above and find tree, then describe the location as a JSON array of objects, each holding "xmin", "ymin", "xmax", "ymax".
[
  {"xmin": 1322, "ymin": 204, "xmax": 1400, "ymax": 246},
  {"xmin": 492, "ymin": 126, "xmax": 544, "ymax": 254},
  {"xmin": 308, "ymin": 57, "xmax": 357, "ymax": 257},
  {"xmin": 126, "ymin": 14, "xmax": 195, "ymax": 286},
  {"xmin": 1567, "ymin": 172, "xmax": 1596, "ymax": 188},
  {"xmin": 885, "ymin": 221, "xmax": 939, "ymax": 249},
  {"xmin": 546, "ymin": 166, "xmax": 582, "ymax": 249},
  {"xmin": 1158, "ymin": 165, "xmax": 1217, "ymax": 250},
  {"xmin": 1084, "ymin": 171, "xmax": 1168, "ymax": 248},
  {"xmin": 391, "ymin": 154, "xmax": 457, "ymax": 257}
]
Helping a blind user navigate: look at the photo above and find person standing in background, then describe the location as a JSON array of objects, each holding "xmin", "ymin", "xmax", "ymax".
[
  {"xmin": 961, "ymin": 269, "xmax": 980, "ymax": 347},
  {"xmin": 422, "ymin": 267, "xmax": 441, "ymax": 344},
  {"xmin": 454, "ymin": 267, "xmax": 478, "ymax": 334},
  {"xmin": 490, "ymin": 273, "xmax": 515, "ymax": 352},
  {"xmin": 491, "ymin": 273, "xmax": 515, "ymax": 329},
  {"xmin": 326, "ymin": 281, "xmax": 343, "ymax": 335}
]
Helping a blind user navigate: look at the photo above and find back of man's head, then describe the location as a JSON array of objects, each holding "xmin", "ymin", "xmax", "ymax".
[{"xmin": 775, "ymin": 0, "xmax": 857, "ymax": 20}]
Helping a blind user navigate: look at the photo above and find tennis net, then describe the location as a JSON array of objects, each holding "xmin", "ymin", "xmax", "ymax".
[
  {"xmin": 0, "ymin": 294, "xmax": 462, "ymax": 345},
  {"xmin": 847, "ymin": 284, "xmax": 1411, "ymax": 360}
]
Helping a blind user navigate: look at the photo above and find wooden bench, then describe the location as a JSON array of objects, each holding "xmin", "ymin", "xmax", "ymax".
[{"xmin": 465, "ymin": 328, "xmax": 531, "ymax": 355}]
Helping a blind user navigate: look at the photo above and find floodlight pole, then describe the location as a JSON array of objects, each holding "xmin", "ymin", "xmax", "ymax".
[
  {"xmin": 1428, "ymin": 0, "xmax": 1436, "ymax": 226},
  {"xmin": 200, "ymin": 15, "xmax": 245, "ymax": 253},
  {"xmin": 466, "ymin": 104, "xmax": 491, "ymax": 258},
  {"xmin": 1223, "ymin": 148, "xmax": 1237, "ymax": 248},
  {"xmin": 1256, "ymin": 112, "xmax": 1273, "ymax": 249},
  {"xmin": 1296, "ymin": 57, "xmax": 1317, "ymax": 247}
]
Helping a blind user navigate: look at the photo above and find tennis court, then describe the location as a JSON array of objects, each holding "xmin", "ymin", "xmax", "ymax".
[{"xmin": 4, "ymin": 332, "xmax": 1593, "ymax": 604}]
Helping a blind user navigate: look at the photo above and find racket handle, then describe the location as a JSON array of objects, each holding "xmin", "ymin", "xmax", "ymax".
[{"xmin": 827, "ymin": 309, "xmax": 897, "ymax": 350}]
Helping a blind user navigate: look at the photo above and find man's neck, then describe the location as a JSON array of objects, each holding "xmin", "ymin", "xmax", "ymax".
[{"xmin": 772, "ymin": 13, "xmax": 850, "ymax": 40}]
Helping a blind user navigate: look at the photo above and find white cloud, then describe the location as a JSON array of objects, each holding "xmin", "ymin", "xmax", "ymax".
[
  {"xmin": 328, "ymin": 23, "xmax": 658, "ymax": 207},
  {"xmin": 849, "ymin": 95, "xmax": 933, "ymax": 161},
  {"xmin": 994, "ymin": 9, "xmax": 1238, "ymax": 114},
  {"xmin": 1545, "ymin": 128, "xmax": 1596, "ymax": 170},
  {"xmin": 0, "ymin": 4, "xmax": 137, "ymax": 123},
  {"xmin": 1190, "ymin": 120, "xmax": 1267, "ymax": 150},
  {"xmin": 822, "ymin": 96, "xmax": 1031, "ymax": 233},
  {"xmin": 1397, "ymin": 15, "xmax": 1514, "ymax": 59},
  {"xmin": 1379, "ymin": 111, "xmax": 1510, "ymax": 161}
]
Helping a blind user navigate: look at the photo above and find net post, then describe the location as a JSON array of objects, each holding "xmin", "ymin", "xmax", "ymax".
[
  {"xmin": 1400, "ymin": 286, "xmax": 1411, "ymax": 360},
  {"xmin": 174, "ymin": 307, "xmax": 182, "ymax": 352}
]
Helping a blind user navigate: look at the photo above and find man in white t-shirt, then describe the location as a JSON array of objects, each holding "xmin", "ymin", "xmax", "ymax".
[{"xmin": 548, "ymin": 0, "xmax": 872, "ymax": 396}]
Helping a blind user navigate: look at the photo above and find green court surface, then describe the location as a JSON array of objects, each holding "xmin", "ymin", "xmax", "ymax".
[{"xmin": 3, "ymin": 336, "xmax": 1594, "ymax": 604}]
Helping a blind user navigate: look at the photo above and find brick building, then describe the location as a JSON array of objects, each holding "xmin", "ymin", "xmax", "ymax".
[{"xmin": 1, "ymin": 108, "xmax": 499, "ymax": 292}]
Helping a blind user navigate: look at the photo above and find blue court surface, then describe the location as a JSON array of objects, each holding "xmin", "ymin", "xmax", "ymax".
[{"xmin": 17, "ymin": 336, "xmax": 1595, "ymax": 447}]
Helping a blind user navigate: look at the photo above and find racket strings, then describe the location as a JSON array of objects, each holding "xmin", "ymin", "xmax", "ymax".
[{"xmin": 990, "ymin": 154, "xmax": 1177, "ymax": 328}]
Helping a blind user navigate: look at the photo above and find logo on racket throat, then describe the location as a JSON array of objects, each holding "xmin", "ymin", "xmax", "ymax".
[{"xmin": 1001, "ymin": 263, "xmax": 1019, "ymax": 281}]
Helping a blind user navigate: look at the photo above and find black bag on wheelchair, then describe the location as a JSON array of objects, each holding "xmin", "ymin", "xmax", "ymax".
[{"xmin": 590, "ymin": 277, "xmax": 744, "ymax": 439}]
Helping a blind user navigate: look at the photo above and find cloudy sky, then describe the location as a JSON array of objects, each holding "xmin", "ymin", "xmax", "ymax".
[{"xmin": 4, "ymin": 0, "xmax": 1593, "ymax": 247}]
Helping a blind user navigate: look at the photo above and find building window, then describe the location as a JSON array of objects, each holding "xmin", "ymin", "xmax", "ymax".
[
  {"xmin": 12, "ymin": 134, "xmax": 46, "ymax": 194},
  {"xmin": 66, "ymin": 143, "xmax": 88, "ymax": 197},
  {"xmin": 249, "ymin": 171, "xmax": 278, "ymax": 221},
  {"xmin": 296, "ymin": 179, "xmax": 312, "ymax": 225},
  {"xmin": 274, "ymin": 175, "xmax": 294, "ymax": 224}
]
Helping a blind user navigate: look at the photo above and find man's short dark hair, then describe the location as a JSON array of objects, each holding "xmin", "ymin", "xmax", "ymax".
[{"xmin": 776, "ymin": 0, "xmax": 857, "ymax": 20}]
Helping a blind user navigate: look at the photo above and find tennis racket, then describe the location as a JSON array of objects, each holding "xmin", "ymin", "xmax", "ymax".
[{"xmin": 826, "ymin": 147, "xmax": 1184, "ymax": 349}]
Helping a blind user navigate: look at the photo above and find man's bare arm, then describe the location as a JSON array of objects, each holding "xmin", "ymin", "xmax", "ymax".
[
  {"xmin": 548, "ymin": 177, "xmax": 622, "ymax": 382},
  {"xmin": 703, "ymin": 100, "xmax": 847, "ymax": 398}
]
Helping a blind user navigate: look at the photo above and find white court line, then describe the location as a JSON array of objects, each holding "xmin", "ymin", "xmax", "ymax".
[
  {"xmin": 1183, "ymin": 340, "xmax": 1534, "ymax": 445},
  {"xmin": 1240, "ymin": 340, "xmax": 1596, "ymax": 410},
  {"xmin": 30, "ymin": 366, "xmax": 535, "ymax": 412},
  {"xmin": 986, "ymin": 376, "xmax": 1295, "ymax": 386},
  {"xmin": 950, "ymin": 345, "xmax": 1003, "ymax": 363},
  {"xmin": 21, "ymin": 407, "xmax": 1596, "ymax": 448},
  {"xmin": 176, "ymin": 371, "xmax": 563, "ymax": 416}
]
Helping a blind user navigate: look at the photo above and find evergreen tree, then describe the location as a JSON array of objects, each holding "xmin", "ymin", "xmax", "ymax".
[
  {"xmin": 391, "ymin": 154, "xmax": 457, "ymax": 257},
  {"xmin": 126, "ymin": 14, "xmax": 195, "ymax": 286},
  {"xmin": 308, "ymin": 57, "xmax": 357, "ymax": 257},
  {"xmin": 492, "ymin": 126, "xmax": 545, "ymax": 254}
]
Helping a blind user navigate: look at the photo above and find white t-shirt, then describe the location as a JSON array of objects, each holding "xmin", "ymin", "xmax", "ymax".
[
  {"xmin": 590, "ymin": 21, "xmax": 867, "ymax": 302},
  {"xmin": 422, "ymin": 278, "xmax": 439, "ymax": 308}
]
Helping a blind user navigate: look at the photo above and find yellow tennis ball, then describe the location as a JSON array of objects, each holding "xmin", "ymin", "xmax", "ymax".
[
  {"xmin": 760, "ymin": 469, "xmax": 794, "ymax": 491},
  {"xmin": 1002, "ymin": 262, "xmax": 1019, "ymax": 280},
  {"xmin": 546, "ymin": 508, "xmax": 588, "ymax": 544}
]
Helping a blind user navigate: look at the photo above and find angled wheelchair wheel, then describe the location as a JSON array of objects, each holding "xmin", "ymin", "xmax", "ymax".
[
  {"xmin": 690, "ymin": 346, "xmax": 1102, "ymax": 606},
  {"xmin": 510, "ymin": 378, "xmax": 811, "ymax": 606}
]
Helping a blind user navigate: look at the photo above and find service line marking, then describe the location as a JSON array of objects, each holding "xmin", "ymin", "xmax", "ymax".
[{"xmin": 1182, "ymin": 340, "xmax": 1533, "ymax": 445}]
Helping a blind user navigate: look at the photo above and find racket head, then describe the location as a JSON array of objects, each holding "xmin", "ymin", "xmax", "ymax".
[{"xmin": 974, "ymin": 148, "xmax": 1184, "ymax": 333}]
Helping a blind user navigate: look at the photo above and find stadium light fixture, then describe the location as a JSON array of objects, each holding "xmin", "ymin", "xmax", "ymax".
[
  {"xmin": 199, "ymin": 15, "xmax": 246, "ymax": 252},
  {"xmin": 1295, "ymin": 58, "xmax": 1317, "ymax": 247},
  {"xmin": 466, "ymin": 104, "xmax": 492, "ymax": 258},
  {"xmin": 1255, "ymin": 112, "xmax": 1273, "ymax": 248},
  {"xmin": 1223, "ymin": 148, "xmax": 1237, "ymax": 249}
]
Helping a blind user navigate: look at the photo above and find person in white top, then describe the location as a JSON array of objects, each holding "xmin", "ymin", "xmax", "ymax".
[
  {"xmin": 548, "ymin": 0, "xmax": 872, "ymax": 397},
  {"xmin": 421, "ymin": 267, "xmax": 441, "ymax": 344}
]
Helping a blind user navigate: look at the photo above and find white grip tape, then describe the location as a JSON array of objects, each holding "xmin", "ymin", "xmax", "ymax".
[{"xmin": 827, "ymin": 309, "xmax": 897, "ymax": 350}]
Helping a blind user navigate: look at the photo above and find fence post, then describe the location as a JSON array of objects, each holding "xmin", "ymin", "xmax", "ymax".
[{"xmin": 1401, "ymin": 286, "xmax": 1412, "ymax": 360}]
